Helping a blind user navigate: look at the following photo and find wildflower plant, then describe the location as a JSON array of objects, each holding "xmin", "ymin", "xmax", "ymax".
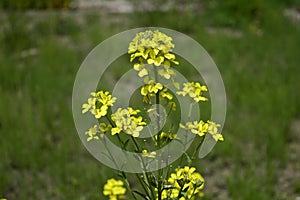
[{"xmin": 80, "ymin": 30, "xmax": 224, "ymax": 200}]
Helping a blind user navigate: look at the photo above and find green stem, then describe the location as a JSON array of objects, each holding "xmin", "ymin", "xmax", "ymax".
[
  {"xmin": 131, "ymin": 136, "xmax": 155, "ymax": 199},
  {"xmin": 188, "ymin": 101, "xmax": 193, "ymax": 121},
  {"xmin": 103, "ymin": 139, "xmax": 137, "ymax": 199},
  {"xmin": 179, "ymin": 103, "xmax": 194, "ymax": 166},
  {"xmin": 153, "ymin": 66, "xmax": 162, "ymax": 147},
  {"xmin": 135, "ymin": 173, "xmax": 151, "ymax": 199},
  {"xmin": 189, "ymin": 136, "xmax": 205, "ymax": 166},
  {"xmin": 104, "ymin": 115, "xmax": 138, "ymax": 199},
  {"xmin": 121, "ymin": 171, "xmax": 138, "ymax": 200},
  {"xmin": 131, "ymin": 136, "xmax": 141, "ymax": 152},
  {"xmin": 105, "ymin": 115, "xmax": 125, "ymax": 148}
]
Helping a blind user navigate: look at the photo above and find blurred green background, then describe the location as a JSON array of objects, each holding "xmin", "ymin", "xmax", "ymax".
[{"xmin": 0, "ymin": 0, "xmax": 300, "ymax": 199}]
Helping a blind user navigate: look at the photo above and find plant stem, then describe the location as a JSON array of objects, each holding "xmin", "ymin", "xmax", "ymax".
[
  {"xmin": 130, "ymin": 136, "xmax": 156, "ymax": 199},
  {"xmin": 121, "ymin": 171, "xmax": 138, "ymax": 200},
  {"xmin": 131, "ymin": 136, "xmax": 141, "ymax": 152},
  {"xmin": 104, "ymin": 114, "xmax": 138, "ymax": 199},
  {"xmin": 154, "ymin": 67, "xmax": 161, "ymax": 147},
  {"xmin": 189, "ymin": 136, "xmax": 205, "ymax": 166},
  {"xmin": 179, "ymin": 103, "xmax": 194, "ymax": 166},
  {"xmin": 135, "ymin": 173, "xmax": 151, "ymax": 198}
]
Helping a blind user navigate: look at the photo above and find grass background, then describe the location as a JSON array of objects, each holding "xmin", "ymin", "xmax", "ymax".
[{"xmin": 0, "ymin": 0, "xmax": 300, "ymax": 199}]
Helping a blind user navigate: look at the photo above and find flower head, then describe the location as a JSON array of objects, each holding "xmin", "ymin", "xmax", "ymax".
[
  {"xmin": 111, "ymin": 107, "xmax": 146, "ymax": 137},
  {"xmin": 85, "ymin": 125, "xmax": 100, "ymax": 141},
  {"xmin": 180, "ymin": 120, "xmax": 224, "ymax": 141},
  {"xmin": 207, "ymin": 120, "xmax": 224, "ymax": 141},
  {"xmin": 128, "ymin": 30, "xmax": 175, "ymax": 55},
  {"xmin": 141, "ymin": 80, "xmax": 173, "ymax": 103},
  {"xmin": 158, "ymin": 166, "xmax": 205, "ymax": 199},
  {"xmin": 177, "ymin": 82, "xmax": 208, "ymax": 102},
  {"xmin": 180, "ymin": 120, "xmax": 208, "ymax": 137},
  {"xmin": 128, "ymin": 30, "xmax": 179, "ymax": 83},
  {"xmin": 103, "ymin": 178, "xmax": 126, "ymax": 200},
  {"xmin": 82, "ymin": 91, "xmax": 117, "ymax": 119},
  {"xmin": 84, "ymin": 123, "xmax": 111, "ymax": 142}
]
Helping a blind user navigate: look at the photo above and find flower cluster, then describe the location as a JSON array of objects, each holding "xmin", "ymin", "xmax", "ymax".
[
  {"xmin": 103, "ymin": 178, "xmax": 126, "ymax": 200},
  {"xmin": 128, "ymin": 30, "xmax": 179, "ymax": 99},
  {"xmin": 82, "ymin": 91, "xmax": 117, "ymax": 118},
  {"xmin": 111, "ymin": 107, "xmax": 146, "ymax": 137},
  {"xmin": 84, "ymin": 123, "xmax": 112, "ymax": 141},
  {"xmin": 141, "ymin": 81, "xmax": 173, "ymax": 103},
  {"xmin": 82, "ymin": 91, "xmax": 147, "ymax": 141},
  {"xmin": 180, "ymin": 120, "xmax": 224, "ymax": 141},
  {"xmin": 159, "ymin": 166, "xmax": 204, "ymax": 200},
  {"xmin": 177, "ymin": 82, "xmax": 208, "ymax": 102},
  {"xmin": 128, "ymin": 30, "xmax": 177, "ymax": 64}
]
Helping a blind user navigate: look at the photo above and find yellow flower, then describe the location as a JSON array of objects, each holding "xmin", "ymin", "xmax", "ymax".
[
  {"xmin": 128, "ymin": 30, "xmax": 179, "ymax": 83},
  {"xmin": 103, "ymin": 178, "xmax": 126, "ymax": 200},
  {"xmin": 141, "ymin": 81, "xmax": 173, "ymax": 103},
  {"xmin": 111, "ymin": 107, "xmax": 146, "ymax": 137},
  {"xmin": 180, "ymin": 120, "xmax": 208, "ymax": 137},
  {"xmin": 99, "ymin": 123, "xmax": 112, "ymax": 133},
  {"xmin": 180, "ymin": 120, "xmax": 224, "ymax": 141},
  {"xmin": 82, "ymin": 91, "xmax": 117, "ymax": 119},
  {"xmin": 84, "ymin": 123, "xmax": 111, "ymax": 141},
  {"xmin": 128, "ymin": 30, "xmax": 175, "ymax": 55},
  {"xmin": 207, "ymin": 120, "xmax": 224, "ymax": 141},
  {"xmin": 85, "ymin": 125, "xmax": 100, "ymax": 141},
  {"xmin": 158, "ymin": 166, "xmax": 205, "ymax": 200},
  {"xmin": 142, "ymin": 149, "xmax": 156, "ymax": 158},
  {"xmin": 141, "ymin": 82, "xmax": 163, "ymax": 96},
  {"xmin": 177, "ymin": 82, "xmax": 208, "ymax": 103}
]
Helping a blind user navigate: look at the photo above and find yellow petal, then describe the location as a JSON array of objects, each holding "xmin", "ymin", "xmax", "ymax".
[{"xmin": 138, "ymin": 68, "xmax": 148, "ymax": 77}]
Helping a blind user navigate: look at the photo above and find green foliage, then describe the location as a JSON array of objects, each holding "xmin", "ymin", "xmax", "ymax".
[
  {"xmin": 204, "ymin": 0, "xmax": 268, "ymax": 27},
  {"xmin": 1, "ymin": 13, "xmax": 35, "ymax": 55}
]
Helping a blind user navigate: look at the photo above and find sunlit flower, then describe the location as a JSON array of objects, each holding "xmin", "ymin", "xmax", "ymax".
[
  {"xmin": 141, "ymin": 82, "xmax": 163, "ymax": 96},
  {"xmin": 82, "ymin": 91, "xmax": 117, "ymax": 119},
  {"xmin": 158, "ymin": 166, "xmax": 204, "ymax": 200},
  {"xmin": 111, "ymin": 107, "xmax": 146, "ymax": 137},
  {"xmin": 103, "ymin": 178, "xmax": 126, "ymax": 200},
  {"xmin": 180, "ymin": 120, "xmax": 208, "ymax": 137},
  {"xmin": 84, "ymin": 123, "xmax": 111, "ymax": 142},
  {"xmin": 160, "ymin": 87, "xmax": 173, "ymax": 100},
  {"xmin": 128, "ymin": 30, "xmax": 179, "ymax": 83},
  {"xmin": 141, "ymin": 81, "xmax": 173, "ymax": 103},
  {"xmin": 180, "ymin": 120, "xmax": 223, "ymax": 141},
  {"xmin": 128, "ymin": 30, "xmax": 175, "ymax": 55},
  {"xmin": 177, "ymin": 82, "xmax": 208, "ymax": 102}
]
